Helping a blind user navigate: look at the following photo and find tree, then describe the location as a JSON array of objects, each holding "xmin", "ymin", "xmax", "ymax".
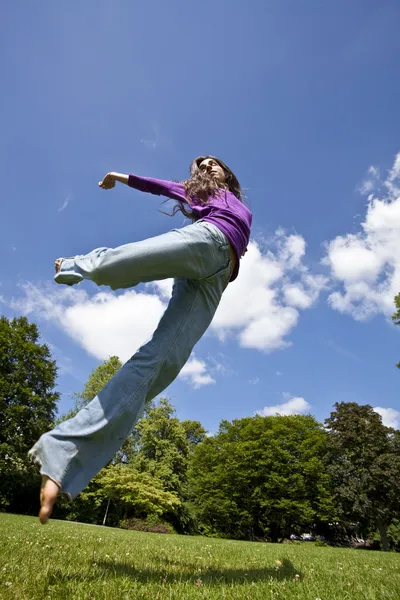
[
  {"xmin": 96, "ymin": 463, "xmax": 181, "ymax": 517},
  {"xmin": 57, "ymin": 355, "xmax": 122, "ymax": 423},
  {"xmin": 57, "ymin": 355, "xmax": 150, "ymax": 464},
  {"xmin": 189, "ymin": 414, "xmax": 336, "ymax": 541},
  {"xmin": 133, "ymin": 398, "xmax": 206, "ymax": 532},
  {"xmin": 137, "ymin": 399, "xmax": 194, "ymax": 495},
  {"xmin": 55, "ymin": 361, "xmax": 201, "ymax": 528},
  {"xmin": 0, "ymin": 316, "xmax": 59, "ymax": 513},
  {"xmin": 81, "ymin": 400, "xmax": 204, "ymax": 529},
  {"xmin": 392, "ymin": 293, "xmax": 400, "ymax": 368},
  {"xmin": 325, "ymin": 402, "xmax": 400, "ymax": 551},
  {"xmin": 181, "ymin": 419, "xmax": 207, "ymax": 446}
]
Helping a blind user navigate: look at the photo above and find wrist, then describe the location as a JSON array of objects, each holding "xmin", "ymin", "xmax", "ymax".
[{"xmin": 112, "ymin": 173, "xmax": 129, "ymax": 185}]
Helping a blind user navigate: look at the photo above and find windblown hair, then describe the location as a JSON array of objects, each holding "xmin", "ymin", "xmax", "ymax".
[{"xmin": 165, "ymin": 156, "xmax": 243, "ymax": 219}]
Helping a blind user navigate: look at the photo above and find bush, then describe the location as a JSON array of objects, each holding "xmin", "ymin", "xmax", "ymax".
[
  {"xmin": 315, "ymin": 538, "xmax": 328, "ymax": 547},
  {"xmin": 120, "ymin": 517, "xmax": 175, "ymax": 534}
]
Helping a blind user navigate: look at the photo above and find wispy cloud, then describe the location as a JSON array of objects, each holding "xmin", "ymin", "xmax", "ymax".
[
  {"xmin": 206, "ymin": 352, "xmax": 235, "ymax": 377},
  {"xmin": 248, "ymin": 377, "xmax": 260, "ymax": 385},
  {"xmin": 140, "ymin": 122, "xmax": 160, "ymax": 149},
  {"xmin": 325, "ymin": 339, "xmax": 363, "ymax": 363},
  {"xmin": 358, "ymin": 165, "xmax": 381, "ymax": 196},
  {"xmin": 58, "ymin": 197, "xmax": 70, "ymax": 212}
]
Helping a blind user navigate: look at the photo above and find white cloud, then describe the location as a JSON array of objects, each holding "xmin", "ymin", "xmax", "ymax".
[
  {"xmin": 248, "ymin": 377, "xmax": 260, "ymax": 385},
  {"xmin": 358, "ymin": 165, "xmax": 380, "ymax": 196},
  {"xmin": 9, "ymin": 284, "xmax": 214, "ymax": 389},
  {"xmin": 324, "ymin": 152, "xmax": 400, "ymax": 320},
  {"xmin": 179, "ymin": 356, "xmax": 215, "ymax": 389},
  {"xmin": 277, "ymin": 233, "xmax": 306, "ymax": 268},
  {"xmin": 374, "ymin": 406, "xmax": 400, "ymax": 430},
  {"xmin": 211, "ymin": 233, "xmax": 327, "ymax": 351},
  {"xmin": 257, "ymin": 395, "xmax": 311, "ymax": 417},
  {"xmin": 147, "ymin": 279, "xmax": 173, "ymax": 300},
  {"xmin": 58, "ymin": 197, "xmax": 70, "ymax": 212},
  {"xmin": 10, "ymin": 283, "xmax": 167, "ymax": 364},
  {"xmin": 283, "ymin": 281, "xmax": 321, "ymax": 309}
]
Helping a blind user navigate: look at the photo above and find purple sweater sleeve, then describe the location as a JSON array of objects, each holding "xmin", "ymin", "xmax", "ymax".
[{"xmin": 128, "ymin": 174, "xmax": 187, "ymax": 202}]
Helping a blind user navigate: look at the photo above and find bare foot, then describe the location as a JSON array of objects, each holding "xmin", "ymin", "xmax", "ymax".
[
  {"xmin": 55, "ymin": 258, "xmax": 63, "ymax": 274},
  {"xmin": 39, "ymin": 476, "xmax": 60, "ymax": 524}
]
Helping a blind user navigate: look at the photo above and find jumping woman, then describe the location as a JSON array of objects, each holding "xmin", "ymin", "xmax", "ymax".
[{"xmin": 29, "ymin": 156, "xmax": 252, "ymax": 523}]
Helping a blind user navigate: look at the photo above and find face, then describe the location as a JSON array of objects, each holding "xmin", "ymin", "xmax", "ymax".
[{"xmin": 199, "ymin": 158, "xmax": 226, "ymax": 185}]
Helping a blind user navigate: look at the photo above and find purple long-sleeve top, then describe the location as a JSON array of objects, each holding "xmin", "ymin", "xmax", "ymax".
[{"xmin": 128, "ymin": 174, "xmax": 252, "ymax": 281}]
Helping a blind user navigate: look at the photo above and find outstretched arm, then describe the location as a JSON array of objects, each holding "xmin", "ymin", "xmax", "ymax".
[
  {"xmin": 98, "ymin": 172, "xmax": 187, "ymax": 203},
  {"xmin": 98, "ymin": 172, "xmax": 129, "ymax": 188}
]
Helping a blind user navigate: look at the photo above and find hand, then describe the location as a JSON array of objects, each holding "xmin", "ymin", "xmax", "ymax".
[{"xmin": 98, "ymin": 173, "xmax": 116, "ymax": 189}]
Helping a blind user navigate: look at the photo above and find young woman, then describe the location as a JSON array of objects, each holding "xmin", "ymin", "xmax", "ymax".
[{"xmin": 29, "ymin": 156, "xmax": 253, "ymax": 523}]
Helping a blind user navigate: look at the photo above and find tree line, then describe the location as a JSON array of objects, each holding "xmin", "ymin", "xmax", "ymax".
[{"xmin": 1, "ymin": 310, "xmax": 400, "ymax": 551}]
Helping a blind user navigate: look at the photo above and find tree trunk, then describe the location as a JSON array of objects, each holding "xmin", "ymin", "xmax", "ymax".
[
  {"xmin": 102, "ymin": 497, "xmax": 111, "ymax": 526},
  {"xmin": 270, "ymin": 524, "xmax": 280, "ymax": 543},
  {"xmin": 376, "ymin": 518, "xmax": 390, "ymax": 552}
]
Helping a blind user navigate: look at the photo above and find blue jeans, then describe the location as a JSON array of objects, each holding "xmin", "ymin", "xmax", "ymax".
[{"xmin": 28, "ymin": 220, "xmax": 232, "ymax": 499}]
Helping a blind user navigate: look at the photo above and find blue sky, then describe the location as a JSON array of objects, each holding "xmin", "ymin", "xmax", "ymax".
[{"xmin": 1, "ymin": 0, "xmax": 400, "ymax": 432}]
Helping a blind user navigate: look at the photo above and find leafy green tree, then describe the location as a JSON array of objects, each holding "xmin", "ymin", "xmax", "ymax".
[
  {"xmin": 181, "ymin": 419, "xmax": 207, "ymax": 446},
  {"xmin": 189, "ymin": 414, "xmax": 336, "ymax": 541},
  {"xmin": 79, "ymin": 399, "xmax": 203, "ymax": 528},
  {"xmin": 57, "ymin": 355, "xmax": 122, "ymax": 423},
  {"xmin": 133, "ymin": 399, "xmax": 206, "ymax": 532},
  {"xmin": 0, "ymin": 316, "xmax": 59, "ymax": 513},
  {"xmin": 325, "ymin": 402, "xmax": 400, "ymax": 551},
  {"xmin": 136, "ymin": 399, "xmax": 193, "ymax": 495},
  {"xmin": 56, "ymin": 360, "xmax": 201, "ymax": 528},
  {"xmin": 96, "ymin": 463, "xmax": 181, "ymax": 517},
  {"xmin": 57, "ymin": 355, "xmax": 152, "ymax": 464}
]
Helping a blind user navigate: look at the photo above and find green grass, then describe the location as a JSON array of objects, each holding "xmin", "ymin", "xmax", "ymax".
[{"xmin": 0, "ymin": 514, "xmax": 399, "ymax": 599}]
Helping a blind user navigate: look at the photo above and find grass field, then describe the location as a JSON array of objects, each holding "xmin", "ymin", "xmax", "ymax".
[{"xmin": 0, "ymin": 514, "xmax": 399, "ymax": 599}]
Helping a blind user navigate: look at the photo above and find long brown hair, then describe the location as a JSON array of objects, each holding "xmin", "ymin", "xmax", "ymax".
[{"xmin": 164, "ymin": 155, "xmax": 243, "ymax": 219}]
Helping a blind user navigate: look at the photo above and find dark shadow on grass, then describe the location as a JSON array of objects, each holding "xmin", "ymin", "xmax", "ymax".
[{"xmin": 48, "ymin": 557, "xmax": 302, "ymax": 587}]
